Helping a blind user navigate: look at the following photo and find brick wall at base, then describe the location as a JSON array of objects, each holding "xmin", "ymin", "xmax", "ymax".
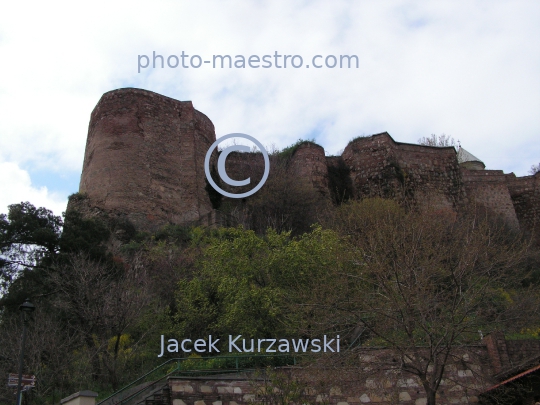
[
  {"xmin": 167, "ymin": 335, "xmax": 540, "ymax": 405},
  {"xmin": 168, "ymin": 366, "xmax": 487, "ymax": 405}
]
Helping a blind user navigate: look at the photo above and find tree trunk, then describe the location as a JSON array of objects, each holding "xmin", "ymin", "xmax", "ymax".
[
  {"xmin": 426, "ymin": 389, "xmax": 437, "ymax": 405},
  {"xmin": 110, "ymin": 333, "xmax": 122, "ymax": 391},
  {"xmin": 84, "ymin": 333, "xmax": 102, "ymax": 381}
]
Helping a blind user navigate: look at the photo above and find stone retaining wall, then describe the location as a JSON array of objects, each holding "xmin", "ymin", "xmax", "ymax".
[{"xmin": 167, "ymin": 335, "xmax": 539, "ymax": 405}]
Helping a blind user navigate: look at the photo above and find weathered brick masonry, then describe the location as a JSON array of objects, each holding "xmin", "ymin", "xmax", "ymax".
[
  {"xmin": 506, "ymin": 172, "xmax": 540, "ymax": 238},
  {"xmin": 461, "ymin": 170, "xmax": 520, "ymax": 229},
  {"xmin": 163, "ymin": 335, "xmax": 540, "ymax": 405},
  {"xmin": 74, "ymin": 89, "xmax": 539, "ymax": 236},
  {"xmin": 341, "ymin": 133, "xmax": 463, "ymax": 211},
  {"xmin": 216, "ymin": 141, "xmax": 329, "ymax": 199},
  {"xmin": 78, "ymin": 88, "xmax": 216, "ymax": 231},
  {"xmin": 288, "ymin": 142, "xmax": 330, "ymax": 197}
]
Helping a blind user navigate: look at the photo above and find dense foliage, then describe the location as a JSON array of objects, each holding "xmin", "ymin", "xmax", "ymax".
[{"xmin": 0, "ymin": 193, "xmax": 539, "ymax": 404}]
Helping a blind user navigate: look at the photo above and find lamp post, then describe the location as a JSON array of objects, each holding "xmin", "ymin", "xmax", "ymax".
[{"xmin": 15, "ymin": 299, "xmax": 35, "ymax": 405}]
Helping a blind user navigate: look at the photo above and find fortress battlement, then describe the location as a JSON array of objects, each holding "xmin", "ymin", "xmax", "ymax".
[{"xmin": 73, "ymin": 89, "xmax": 540, "ymax": 237}]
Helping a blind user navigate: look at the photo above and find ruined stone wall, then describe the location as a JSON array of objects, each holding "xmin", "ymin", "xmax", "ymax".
[
  {"xmin": 218, "ymin": 151, "xmax": 266, "ymax": 198},
  {"xmin": 339, "ymin": 133, "xmax": 538, "ymax": 231},
  {"xmin": 506, "ymin": 172, "xmax": 540, "ymax": 237},
  {"xmin": 341, "ymin": 133, "xmax": 462, "ymax": 211},
  {"xmin": 213, "ymin": 142, "xmax": 329, "ymax": 205},
  {"xmin": 288, "ymin": 143, "xmax": 330, "ymax": 196},
  {"xmin": 168, "ymin": 348, "xmax": 492, "ymax": 405},
  {"xmin": 77, "ymin": 88, "xmax": 216, "ymax": 231},
  {"xmin": 341, "ymin": 134, "xmax": 399, "ymax": 199},
  {"xmin": 461, "ymin": 170, "xmax": 520, "ymax": 229},
  {"xmin": 392, "ymin": 141, "xmax": 462, "ymax": 211},
  {"xmin": 74, "ymin": 89, "xmax": 539, "ymax": 235}
]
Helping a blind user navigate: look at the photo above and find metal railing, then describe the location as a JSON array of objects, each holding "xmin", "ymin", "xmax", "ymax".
[{"xmin": 97, "ymin": 354, "xmax": 300, "ymax": 405}]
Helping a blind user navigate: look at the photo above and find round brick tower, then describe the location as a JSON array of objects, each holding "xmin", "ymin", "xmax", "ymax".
[
  {"xmin": 77, "ymin": 88, "xmax": 216, "ymax": 230},
  {"xmin": 288, "ymin": 142, "xmax": 330, "ymax": 196}
]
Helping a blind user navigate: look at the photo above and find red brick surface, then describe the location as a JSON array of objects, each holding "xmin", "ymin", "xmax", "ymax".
[
  {"xmin": 78, "ymin": 88, "xmax": 216, "ymax": 230},
  {"xmin": 73, "ymin": 90, "xmax": 539, "ymax": 236}
]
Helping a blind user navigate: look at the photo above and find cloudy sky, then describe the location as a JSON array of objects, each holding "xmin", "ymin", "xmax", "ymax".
[{"xmin": 0, "ymin": 1, "xmax": 539, "ymax": 216}]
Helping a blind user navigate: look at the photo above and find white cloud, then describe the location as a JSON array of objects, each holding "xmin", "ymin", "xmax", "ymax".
[{"xmin": 0, "ymin": 161, "xmax": 68, "ymax": 217}]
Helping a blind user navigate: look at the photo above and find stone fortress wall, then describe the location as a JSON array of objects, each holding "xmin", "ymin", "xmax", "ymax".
[
  {"xmin": 74, "ymin": 88, "xmax": 540, "ymax": 237},
  {"xmin": 341, "ymin": 133, "xmax": 463, "ymax": 211},
  {"xmin": 78, "ymin": 88, "xmax": 216, "ymax": 231},
  {"xmin": 462, "ymin": 169, "xmax": 520, "ymax": 229},
  {"xmin": 505, "ymin": 172, "xmax": 540, "ymax": 234}
]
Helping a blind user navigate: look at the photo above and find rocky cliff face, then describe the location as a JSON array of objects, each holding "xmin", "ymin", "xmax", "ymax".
[{"xmin": 72, "ymin": 88, "xmax": 539, "ymax": 237}]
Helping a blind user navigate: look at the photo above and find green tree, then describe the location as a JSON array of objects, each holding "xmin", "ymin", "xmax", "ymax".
[
  {"xmin": 58, "ymin": 209, "xmax": 110, "ymax": 261},
  {"xmin": 175, "ymin": 227, "xmax": 290, "ymax": 341},
  {"xmin": 173, "ymin": 226, "xmax": 347, "ymax": 347},
  {"xmin": 0, "ymin": 201, "xmax": 111, "ymax": 308},
  {"xmin": 0, "ymin": 202, "xmax": 62, "ymax": 296}
]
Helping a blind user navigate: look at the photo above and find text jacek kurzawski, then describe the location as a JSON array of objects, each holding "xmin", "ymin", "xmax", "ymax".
[{"xmin": 158, "ymin": 335, "xmax": 340, "ymax": 357}]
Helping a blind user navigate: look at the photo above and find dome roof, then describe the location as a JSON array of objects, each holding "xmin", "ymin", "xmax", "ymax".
[{"xmin": 457, "ymin": 147, "xmax": 485, "ymax": 170}]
